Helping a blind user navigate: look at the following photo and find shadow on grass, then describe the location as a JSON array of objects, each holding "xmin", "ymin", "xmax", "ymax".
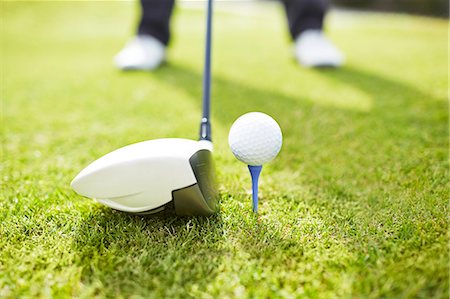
[
  {"xmin": 152, "ymin": 63, "xmax": 319, "ymax": 126},
  {"xmin": 314, "ymin": 65, "xmax": 445, "ymax": 107},
  {"xmin": 153, "ymin": 62, "xmax": 444, "ymax": 124},
  {"xmin": 313, "ymin": 65, "xmax": 447, "ymax": 155}
]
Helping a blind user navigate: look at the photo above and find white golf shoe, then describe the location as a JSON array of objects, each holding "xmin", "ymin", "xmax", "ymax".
[
  {"xmin": 294, "ymin": 30, "xmax": 344, "ymax": 68},
  {"xmin": 114, "ymin": 35, "xmax": 166, "ymax": 71}
]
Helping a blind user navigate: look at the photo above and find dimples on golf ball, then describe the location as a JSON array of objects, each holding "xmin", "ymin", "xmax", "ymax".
[{"xmin": 228, "ymin": 112, "xmax": 282, "ymax": 166}]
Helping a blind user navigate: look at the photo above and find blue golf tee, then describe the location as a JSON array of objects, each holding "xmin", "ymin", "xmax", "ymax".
[{"xmin": 248, "ymin": 165, "xmax": 263, "ymax": 213}]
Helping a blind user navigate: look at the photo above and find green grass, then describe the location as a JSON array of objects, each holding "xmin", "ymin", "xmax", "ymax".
[{"xmin": 1, "ymin": 2, "xmax": 448, "ymax": 298}]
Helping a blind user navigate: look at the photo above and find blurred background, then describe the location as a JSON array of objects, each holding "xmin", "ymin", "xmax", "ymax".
[
  {"xmin": 269, "ymin": 0, "xmax": 449, "ymax": 17},
  {"xmin": 333, "ymin": 0, "xmax": 448, "ymax": 17}
]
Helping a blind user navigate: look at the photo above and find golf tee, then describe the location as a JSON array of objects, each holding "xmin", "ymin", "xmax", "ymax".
[{"xmin": 248, "ymin": 165, "xmax": 262, "ymax": 213}]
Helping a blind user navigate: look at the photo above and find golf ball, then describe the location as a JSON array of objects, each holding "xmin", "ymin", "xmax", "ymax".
[{"xmin": 228, "ymin": 112, "xmax": 282, "ymax": 166}]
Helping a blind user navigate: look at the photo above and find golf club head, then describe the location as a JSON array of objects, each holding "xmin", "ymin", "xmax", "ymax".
[{"xmin": 71, "ymin": 138, "xmax": 218, "ymax": 216}]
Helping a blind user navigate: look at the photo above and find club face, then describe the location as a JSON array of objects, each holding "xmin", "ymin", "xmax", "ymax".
[
  {"xmin": 71, "ymin": 139, "xmax": 218, "ymax": 216},
  {"xmin": 171, "ymin": 149, "xmax": 218, "ymax": 216}
]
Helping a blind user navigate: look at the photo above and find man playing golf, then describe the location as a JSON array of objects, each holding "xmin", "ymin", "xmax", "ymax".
[{"xmin": 115, "ymin": 0, "xmax": 343, "ymax": 70}]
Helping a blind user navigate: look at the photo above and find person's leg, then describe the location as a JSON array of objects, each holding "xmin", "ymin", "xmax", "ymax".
[
  {"xmin": 115, "ymin": 0, "xmax": 175, "ymax": 70},
  {"xmin": 138, "ymin": 0, "xmax": 175, "ymax": 46},
  {"xmin": 282, "ymin": 0, "xmax": 344, "ymax": 67},
  {"xmin": 282, "ymin": 0, "xmax": 328, "ymax": 40}
]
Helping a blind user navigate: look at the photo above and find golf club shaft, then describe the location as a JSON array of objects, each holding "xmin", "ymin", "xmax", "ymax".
[{"xmin": 200, "ymin": 0, "xmax": 213, "ymax": 141}]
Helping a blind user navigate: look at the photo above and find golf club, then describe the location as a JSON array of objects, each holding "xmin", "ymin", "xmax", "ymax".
[{"xmin": 71, "ymin": 0, "xmax": 218, "ymax": 216}]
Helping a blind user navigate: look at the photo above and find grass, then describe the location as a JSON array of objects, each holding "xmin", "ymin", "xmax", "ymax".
[{"xmin": 1, "ymin": 1, "xmax": 448, "ymax": 298}]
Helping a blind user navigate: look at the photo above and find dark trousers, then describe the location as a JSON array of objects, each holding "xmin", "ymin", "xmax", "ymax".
[{"xmin": 138, "ymin": 0, "xmax": 328, "ymax": 45}]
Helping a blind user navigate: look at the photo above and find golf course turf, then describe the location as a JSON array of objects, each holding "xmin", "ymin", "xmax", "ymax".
[{"xmin": 1, "ymin": 2, "xmax": 448, "ymax": 298}]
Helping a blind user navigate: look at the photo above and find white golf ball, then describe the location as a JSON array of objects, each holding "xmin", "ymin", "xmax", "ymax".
[{"xmin": 228, "ymin": 112, "xmax": 282, "ymax": 166}]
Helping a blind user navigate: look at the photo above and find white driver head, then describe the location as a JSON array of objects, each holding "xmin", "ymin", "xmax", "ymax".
[{"xmin": 71, "ymin": 138, "xmax": 218, "ymax": 216}]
